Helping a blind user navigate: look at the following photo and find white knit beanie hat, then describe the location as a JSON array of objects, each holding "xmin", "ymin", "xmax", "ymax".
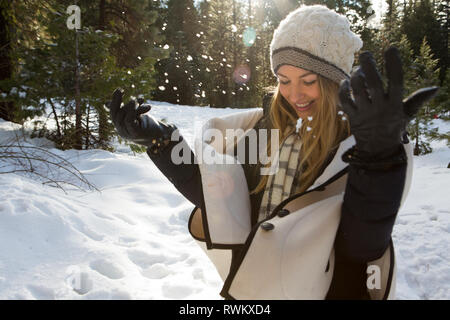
[{"xmin": 270, "ymin": 5, "xmax": 363, "ymax": 84}]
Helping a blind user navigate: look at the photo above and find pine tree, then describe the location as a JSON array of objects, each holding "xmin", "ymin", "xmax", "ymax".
[
  {"xmin": 402, "ymin": 0, "xmax": 446, "ymax": 82},
  {"xmin": 408, "ymin": 37, "xmax": 442, "ymax": 155},
  {"xmin": 435, "ymin": 69, "xmax": 450, "ymax": 122},
  {"xmin": 257, "ymin": 0, "xmax": 285, "ymax": 92},
  {"xmin": 198, "ymin": 0, "xmax": 273, "ymax": 109},
  {"xmin": 0, "ymin": 0, "xmax": 14, "ymax": 122},
  {"xmin": 425, "ymin": 66, "xmax": 450, "ymax": 148},
  {"xmin": 302, "ymin": 0, "xmax": 374, "ymax": 33},
  {"xmin": 10, "ymin": 1, "xmax": 122, "ymax": 149},
  {"xmin": 1, "ymin": 0, "xmax": 163, "ymax": 150},
  {"xmin": 395, "ymin": 35, "xmax": 416, "ymax": 92},
  {"xmin": 0, "ymin": 0, "xmax": 45, "ymax": 123},
  {"xmin": 384, "ymin": 0, "xmax": 403, "ymax": 43},
  {"xmin": 243, "ymin": 0, "xmax": 276, "ymax": 109},
  {"xmin": 196, "ymin": 0, "xmax": 241, "ymax": 108},
  {"xmin": 152, "ymin": 0, "xmax": 203, "ymax": 106},
  {"xmin": 435, "ymin": 0, "xmax": 449, "ymax": 82}
]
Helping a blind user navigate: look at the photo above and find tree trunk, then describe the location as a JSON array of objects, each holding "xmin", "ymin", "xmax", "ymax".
[
  {"xmin": 98, "ymin": 104, "xmax": 109, "ymax": 148},
  {"xmin": 74, "ymin": 29, "xmax": 83, "ymax": 149},
  {"xmin": 85, "ymin": 104, "xmax": 90, "ymax": 148},
  {"xmin": 47, "ymin": 98, "xmax": 62, "ymax": 140},
  {"xmin": 98, "ymin": 0, "xmax": 106, "ymax": 30},
  {"xmin": 0, "ymin": 3, "xmax": 16, "ymax": 122},
  {"xmin": 97, "ymin": 0, "xmax": 109, "ymax": 148}
]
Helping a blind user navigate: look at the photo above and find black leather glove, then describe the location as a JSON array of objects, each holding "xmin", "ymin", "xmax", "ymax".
[
  {"xmin": 339, "ymin": 47, "xmax": 439, "ymax": 168},
  {"xmin": 108, "ymin": 88, "xmax": 178, "ymax": 154}
]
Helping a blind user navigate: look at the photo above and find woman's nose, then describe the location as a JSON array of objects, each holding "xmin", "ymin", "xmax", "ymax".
[{"xmin": 290, "ymin": 87, "xmax": 306, "ymax": 101}]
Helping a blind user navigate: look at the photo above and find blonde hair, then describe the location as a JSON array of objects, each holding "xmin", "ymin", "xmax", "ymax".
[{"xmin": 250, "ymin": 76, "xmax": 350, "ymax": 195}]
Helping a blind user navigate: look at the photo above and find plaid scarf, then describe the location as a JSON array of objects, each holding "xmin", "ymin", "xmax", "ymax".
[{"xmin": 258, "ymin": 124, "xmax": 303, "ymax": 221}]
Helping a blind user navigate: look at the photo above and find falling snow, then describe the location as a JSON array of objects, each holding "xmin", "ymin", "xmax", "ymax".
[{"xmin": 296, "ymin": 118, "xmax": 303, "ymax": 133}]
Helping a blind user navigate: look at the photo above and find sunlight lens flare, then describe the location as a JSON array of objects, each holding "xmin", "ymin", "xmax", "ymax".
[
  {"xmin": 243, "ymin": 27, "xmax": 256, "ymax": 47},
  {"xmin": 233, "ymin": 65, "xmax": 251, "ymax": 85}
]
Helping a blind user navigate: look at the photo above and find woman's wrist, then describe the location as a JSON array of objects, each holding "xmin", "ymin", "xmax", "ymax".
[{"xmin": 342, "ymin": 145, "xmax": 407, "ymax": 171}]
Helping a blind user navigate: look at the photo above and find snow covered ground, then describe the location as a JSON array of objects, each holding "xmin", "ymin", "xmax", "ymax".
[{"xmin": 0, "ymin": 101, "xmax": 448, "ymax": 300}]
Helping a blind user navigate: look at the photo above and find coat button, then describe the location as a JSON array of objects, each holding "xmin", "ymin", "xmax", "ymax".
[
  {"xmin": 261, "ymin": 222, "xmax": 274, "ymax": 231},
  {"xmin": 277, "ymin": 209, "xmax": 290, "ymax": 217}
]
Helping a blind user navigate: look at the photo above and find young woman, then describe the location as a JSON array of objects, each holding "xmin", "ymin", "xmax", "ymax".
[{"xmin": 108, "ymin": 5, "xmax": 438, "ymax": 299}]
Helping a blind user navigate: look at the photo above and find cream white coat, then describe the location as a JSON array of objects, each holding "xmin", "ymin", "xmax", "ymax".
[{"xmin": 188, "ymin": 109, "xmax": 413, "ymax": 300}]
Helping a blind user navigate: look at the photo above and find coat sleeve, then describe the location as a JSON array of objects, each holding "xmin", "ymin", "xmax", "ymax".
[
  {"xmin": 147, "ymin": 136, "xmax": 203, "ymax": 208},
  {"xmin": 147, "ymin": 96, "xmax": 271, "ymax": 218},
  {"xmin": 335, "ymin": 146, "xmax": 407, "ymax": 263},
  {"xmin": 326, "ymin": 146, "xmax": 407, "ymax": 299}
]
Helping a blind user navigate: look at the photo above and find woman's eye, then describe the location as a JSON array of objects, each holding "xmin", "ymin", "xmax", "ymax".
[
  {"xmin": 304, "ymin": 80, "xmax": 317, "ymax": 86},
  {"xmin": 279, "ymin": 80, "xmax": 290, "ymax": 85}
]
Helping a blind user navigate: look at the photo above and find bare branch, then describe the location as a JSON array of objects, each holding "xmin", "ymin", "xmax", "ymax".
[{"xmin": 0, "ymin": 129, "xmax": 99, "ymax": 193}]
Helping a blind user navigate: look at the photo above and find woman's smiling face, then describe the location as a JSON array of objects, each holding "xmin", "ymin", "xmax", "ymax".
[{"xmin": 277, "ymin": 65, "xmax": 321, "ymax": 119}]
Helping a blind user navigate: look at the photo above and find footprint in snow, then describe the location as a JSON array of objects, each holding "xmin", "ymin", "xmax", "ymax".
[
  {"xmin": 146, "ymin": 240, "xmax": 162, "ymax": 249},
  {"xmin": 68, "ymin": 216, "xmax": 104, "ymax": 241},
  {"xmin": 113, "ymin": 213, "xmax": 137, "ymax": 225},
  {"xmin": 192, "ymin": 268, "xmax": 204, "ymax": 280},
  {"xmin": 142, "ymin": 263, "xmax": 172, "ymax": 279},
  {"xmin": 90, "ymin": 259, "xmax": 125, "ymax": 280},
  {"xmin": 115, "ymin": 236, "xmax": 139, "ymax": 247},
  {"xmin": 439, "ymin": 222, "xmax": 450, "ymax": 233},
  {"xmin": 27, "ymin": 284, "xmax": 55, "ymax": 300},
  {"xmin": 92, "ymin": 210, "xmax": 115, "ymax": 221},
  {"xmin": 127, "ymin": 250, "xmax": 168, "ymax": 269},
  {"xmin": 127, "ymin": 250, "xmax": 182, "ymax": 269},
  {"xmin": 185, "ymin": 257, "xmax": 197, "ymax": 266}
]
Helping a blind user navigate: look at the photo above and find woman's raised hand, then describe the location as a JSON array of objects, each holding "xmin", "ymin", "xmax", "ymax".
[{"xmin": 339, "ymin": 47, "xmax": 438, "ymax": 161}]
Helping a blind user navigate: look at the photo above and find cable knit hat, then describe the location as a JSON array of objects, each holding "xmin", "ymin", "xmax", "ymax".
[{"xmin": 270, "ymin": 5, "xmax": 363, "ymax": 84}]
